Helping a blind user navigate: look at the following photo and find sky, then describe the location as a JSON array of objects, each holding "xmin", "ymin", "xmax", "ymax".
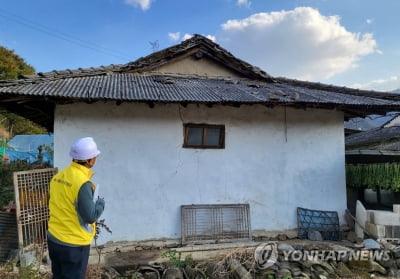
[{"xmin": 1, "ymin": 0, "xmax": 400, "ymax": 92}]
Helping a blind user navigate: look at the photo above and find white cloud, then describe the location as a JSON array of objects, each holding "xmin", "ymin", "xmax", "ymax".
[
  {"xmin": 237, "ymin": 0, "xmax": 251, "ymax": 7},
  {"xmin": 352, "ymin": 76, "xmax": 400, "ymax": 92},
  {"xmin": 205, "ymin": 35, "xmax": 216, "ymax": 42},
  {"xmin": 180, "ymin": 33, "xmax": 216, "ymax": 42},
  {"xmin": 169, "ymin": 32, "xmax": 216, "ymax": 44},
  {"xmin": 182, "ymin": 33, "xmax": 193, "ymax": 41},
  {"xmin": 168, "ymin": 32, "xmax": 180, "ymax": 42},
  {"xmin": 124, "ymin": 0, "xmax": 153, "ymax": 11},
  {"xmin": 219, "ymin": 7, "xmax": 377, "ymax": 81},
  {"xmin": 366, "ymin": 18, "xmax": 374, "ymax": 24}
]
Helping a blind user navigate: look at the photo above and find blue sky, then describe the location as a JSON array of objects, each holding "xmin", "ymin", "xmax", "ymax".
[{"xmin": 1, "ymin": 0, "xmax": 399, "ymax": 92}]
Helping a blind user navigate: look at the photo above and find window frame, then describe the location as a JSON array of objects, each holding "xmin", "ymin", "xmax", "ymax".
[{"xmin": 183, "ymin": 123, "xmax": 225, "ymax": 149}]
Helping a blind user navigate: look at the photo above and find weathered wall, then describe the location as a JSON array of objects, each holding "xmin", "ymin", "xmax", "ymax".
[
  {"xmin": 54, "ymin": 102, "xmax": 346, "ymax": 244},
  {"xmin": 152, "ymin": 55, "xmax": 244, "ymax": 78}
]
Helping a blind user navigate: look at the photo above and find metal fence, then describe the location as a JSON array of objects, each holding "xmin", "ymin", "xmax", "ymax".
[
  {"xmin": 181, "ymin": 204, "xmax": 251, "ymax": 244},
  {"xmin": 13, "ymin": 168, "xmax": 57, "ymax": 252}
]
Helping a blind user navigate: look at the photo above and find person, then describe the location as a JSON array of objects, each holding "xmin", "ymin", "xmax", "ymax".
[{"xmin": 47, "ymin": 137, "xmax": 105, "ymax": 279}]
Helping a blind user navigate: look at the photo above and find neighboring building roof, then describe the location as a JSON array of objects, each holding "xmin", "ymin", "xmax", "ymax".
[
  {"xmin": 8, "ymin": 134, "xmax": 53, "ymax": 152},
  {"xmin": 345, "ymin": 125, "xmax": 400, "ymax": 161},
  {"xmin": 1, "ymin": 34, "xmax": 400, "ymax": 132},
  {"xmin": 344, "ymin": 113, "xmax": 399, "ymax": 132},
  {"xmin": 382, "ymin": 113, "xmax": 400, "ymax": 127}
]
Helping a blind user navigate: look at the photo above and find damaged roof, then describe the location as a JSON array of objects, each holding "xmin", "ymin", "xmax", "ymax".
[{"xmin": 1, "ymin": 34, "xmax": 400, "ymax": 132}]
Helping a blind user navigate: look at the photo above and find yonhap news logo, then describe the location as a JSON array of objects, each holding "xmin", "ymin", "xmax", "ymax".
[
  {"xmin": 254, "ymin": 242, "xmax": 279, "ymax": 269},
  {"xmin": 280, "ymin": 249, "xmax": 391, "ymax": 262},
  {"xmin": 254, "ymin": 242, "xmax": 391, "ymax": 269}
]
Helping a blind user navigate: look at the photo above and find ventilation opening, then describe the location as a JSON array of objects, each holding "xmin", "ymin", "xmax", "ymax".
[{"xmin": 181, "ymin": 204, "xmax": 251, "ymax": 244}]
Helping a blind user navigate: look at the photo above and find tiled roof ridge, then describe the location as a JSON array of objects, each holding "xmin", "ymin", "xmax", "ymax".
[
  {"xmin": 0, "ymin": 64, "xmax": 126, "ymax": 86},
  {"xmin": 122, "ymin": 34, "xmax": 275, "ymax": 81},
  {"xmin": 276, "ymin": 77, "xmax": 400, "ymax": 100},
  {"xmin": 0, "ymin": 34, "xmax": 275, "ymax": 85},
  {"xmin": 0, "ymin": 34, "xmax": 398, "ymax": 100}
]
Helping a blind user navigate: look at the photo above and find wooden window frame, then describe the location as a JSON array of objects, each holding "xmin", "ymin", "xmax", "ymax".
[{"xmin": 183, "ymin": 124, "xmax": 225, "ymax": 149}]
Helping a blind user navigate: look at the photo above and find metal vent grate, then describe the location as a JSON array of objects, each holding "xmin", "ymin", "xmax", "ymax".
[
  {"xmin": 13, "ymin": 168, "xmax": 57, "ymax": 252},
  {"xmin": 297, "ymin": 207, "xmax": 341, "ymax": 241},
  {"xmin": 181, "ymin": 204, "xmax": 251, "ymax": 244}
]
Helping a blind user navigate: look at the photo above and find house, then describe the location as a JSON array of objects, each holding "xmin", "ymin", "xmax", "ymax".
[
  {"xmin": 345, "ymin": 114, "xmax": 400, "ymax": 212},
  {"xmin": 1, "ymin": 35, "xmax": 400, "ymax": 245}
]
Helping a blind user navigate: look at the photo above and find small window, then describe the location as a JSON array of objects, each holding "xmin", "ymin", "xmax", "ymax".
[{"xmin": 183, "ymin": 124, "xmax": 225, "ymax": 149}]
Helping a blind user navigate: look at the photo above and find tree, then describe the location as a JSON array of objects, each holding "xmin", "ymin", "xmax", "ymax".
[
  {"xmin": 0, "ymin": 46, "xmax": 46, "ymax": 136},
  {"xmin": 0, "ymin": 46, "xmax": 35, "ymax": 80},
  {"xmin": 0, "ymin": 110, "xmax": 46, "ymax": 136}
]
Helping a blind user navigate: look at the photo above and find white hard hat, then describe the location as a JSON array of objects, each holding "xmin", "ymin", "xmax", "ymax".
[{"xmin": 69, "ymin": 137, "xmax": 101, "ymax": 160}]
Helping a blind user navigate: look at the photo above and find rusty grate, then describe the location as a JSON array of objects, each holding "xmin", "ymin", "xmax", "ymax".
[
  {"xmin": 13, "ymin": 168, "xmax": 57, "ymax": 252},
  {"xmin": 181, "ymin": 204, "xmax": 251, "ymax": 244}
]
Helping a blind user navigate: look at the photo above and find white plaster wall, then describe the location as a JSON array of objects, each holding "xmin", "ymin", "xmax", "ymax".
[{"xmin": 54, "ymin": 102, "xmax": 346, "ymax": 243}]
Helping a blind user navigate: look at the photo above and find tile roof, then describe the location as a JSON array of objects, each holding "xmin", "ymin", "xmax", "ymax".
[
  {"xmin": 0, "ymin": 73, "xmax": 397, "ymax": 106},
  {"xmin": 346, "ymin": 126, "xmax": 400, "ymax": 152},
  {"xmin": 1, "ymin": 34, "xmax": 400, "ymax": 132}
]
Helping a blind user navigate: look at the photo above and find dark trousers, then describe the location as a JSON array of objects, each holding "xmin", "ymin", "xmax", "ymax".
[{"xmin": 47, "ymin": 239, "xmax": 90, "ymax": 279}]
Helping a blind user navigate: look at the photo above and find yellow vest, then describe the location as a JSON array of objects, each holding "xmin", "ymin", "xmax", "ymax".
[{"xmin": 48, "ymin": 162, "xmax": 96, "ymax": 245}]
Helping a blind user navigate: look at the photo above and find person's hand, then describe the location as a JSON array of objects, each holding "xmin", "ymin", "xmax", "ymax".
[{"xmin": 96, "ymin": 196, "xmax": 105, "ymax": 209}]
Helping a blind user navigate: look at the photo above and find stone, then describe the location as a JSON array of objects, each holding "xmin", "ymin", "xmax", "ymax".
[
  {"xmin": 347, "ymin": 260, "xmax": 386, "ymax": 274},
  {"xmin": 276, "ymin": 234, "xmax": 288, "ymax": 241},
  {"xmin": 307, "ymin": 230, "xmax": 323, "ymax": 241},
  {"xmin": 276, "ymin": 267, "xmax": 291, "ymax": 278},
  {"xmin": 277, "ymin": 243, "xmax": 295, "ymax": 252},
  {"xmin": 19, "ymin": 250, "xmax": 38, "ymax": 268},
  {"xmin": 355, "ymin": 237, "xmax": 364, "ymax": 244},
  {"xmin": 392, "ymin": 246, "xmax": 400, "ymax": 258},
  {"xmin": 387, "ymin": 267, "xmax": 400, "ymax": 278},
  {"xmin": 376, "ymin": 257, "xmax": 395, "ymax": 269},
  {"xmin": 379, "ymin": 239, "xmax": 397, "ymax": 250},
  {"xmin": 336, "ymin": 262, "xmax": 353, "ymax": 277},
  {"xmin": 165, "ymin": 243, "xmax": 180, "ymax": 248},
  {"xmin": 363, "ymin": 238, "xmax": 381, "ymax": 249},
  {"xmin": 346, "ymin": 231, "xmax": 357, "ymax": 243}
]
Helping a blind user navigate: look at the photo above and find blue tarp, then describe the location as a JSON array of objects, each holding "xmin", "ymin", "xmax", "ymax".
[
  {"xmin": 5, "ymin": 149, "xmax": 53, "ymax": 165},
  {"xmin": 4, "ymin": 134, "xmax": 54, "ymax": 165},
  {"xmin": 8, "ymin": 134, "xmax": 53, "ymax": 152}
]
